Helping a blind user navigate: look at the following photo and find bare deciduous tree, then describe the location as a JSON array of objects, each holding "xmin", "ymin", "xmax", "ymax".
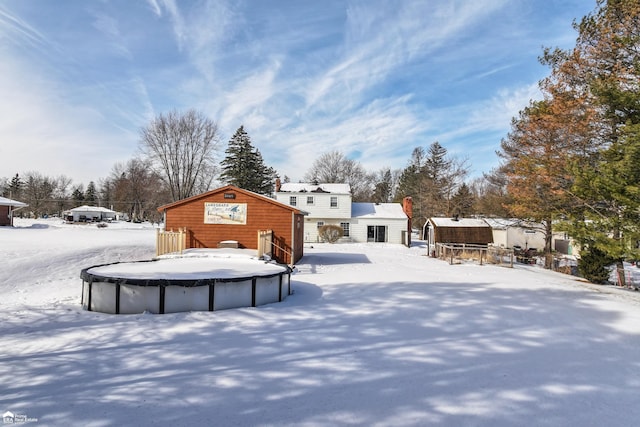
[
  {"xmin": 303, "ymin": 150, "xmax": 374, "ymax": 201},
  {"xmin": 140, "ymin": 109, "xmax": 221, "ymax": 202},
  {"xmin": 105, "ymin": 158, "xmax": 166, "ymax": 221},
  {"xmin": 22, "ymin": 171, "xmax": 55, "ymax": 218}
]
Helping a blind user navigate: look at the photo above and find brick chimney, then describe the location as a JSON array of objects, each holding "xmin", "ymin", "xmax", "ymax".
[
  {"xmin": 275, "ymin": 178, "xmax": 281, "ymax": 193},
  {"xmin": 402, "ymin": 196, "xmax": 413, "ymax": 219},
  {"xmin": 403, "ymin": 196, "xmax": 413, "ymax": 246}
]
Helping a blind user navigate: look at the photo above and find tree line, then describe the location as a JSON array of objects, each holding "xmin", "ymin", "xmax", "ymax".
[
  {"xmin": 496, "ymin": 0, "xmax": 640, "ymax": 281},
  {"xmin": 0, "ymin": 111, "xmax": 489, "ymax": 225}
]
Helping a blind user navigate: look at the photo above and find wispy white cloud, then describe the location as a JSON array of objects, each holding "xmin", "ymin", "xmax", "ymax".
[
  {"xmin": 0, "ymin": 0, "xmax": 594, "ymax": 185},
  {"xmin": 220, "ymin": 59, "xmax": 282, "ymax": 129},
  {"xmin": 90, "ymin": 11, "xmax": 132, "ymax": 60},
  {"xmin": 0, "ymin": 6, "xmax": 47, "ymax": 49},
  {"xmin": 0, "ymin": 58, "xmax": 136, "ymax": 181},
  {"xmin": 145, "ymin": 0, "xmax": 162, "ymax": 17},
  {"xmin": 303, "ymin": 0, "xmax": 510, "ymax": 111}
]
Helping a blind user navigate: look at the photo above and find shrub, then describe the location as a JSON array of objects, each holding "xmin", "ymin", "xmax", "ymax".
[
  {"xmin": 578, "ymin": 246, "xmax": 615, "ymax": 284},
  {"xmin": 318, "ymin": 224, "xmax": 343, "ymax": 243}
]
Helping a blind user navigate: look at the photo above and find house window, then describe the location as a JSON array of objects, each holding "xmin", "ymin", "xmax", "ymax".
[
  {"xmin": 307, "ymin": 196, "xmax": 314, "ymax": 205},
  {"xmin": 317, "ymin": 221, "xmax": 324, "ymax": 228},
  {"xmin": 340, "ymin": 222, "xmax": 350, "ymax": 237},
  {"xmin": 330, "ymin": 196, "xmax": 338, "ymax": 208},
  {"xmin": 289, "ymin": 196, "xmax": 297, "ymax": 206}
]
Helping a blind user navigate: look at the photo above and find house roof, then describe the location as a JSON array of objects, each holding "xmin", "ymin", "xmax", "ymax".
[
  {"xmin": 278, "ymin": 183, "xmax": 351, "ymax": 194},
  {"xmin": 68, "ymin": 205, "xmax": 116, "ymax": 213},
  {"xmin": 483, "ymin": 218, "xmax": 547, "ymax": 232},
  {"xmin": 429, "ymin": 217, "xmax": 490, "ymax": 228},
  {"xmin": 352, "ymin": 203, "xmax": 407, "ymax": 219},
  {"xmin": 0, "ymin": 196, "xmax": 27, "ymax": 208},
  {"xmin": 157, "ymin": 185, "xmax": 305, "ymax": 214}
]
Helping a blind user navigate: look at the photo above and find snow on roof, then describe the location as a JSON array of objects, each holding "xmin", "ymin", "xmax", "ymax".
[
  {"xmin": 429, "ymin": 217, "xmax": 490, "ymax": 228},
  {"xmin": 352, "ymin": 203, "xmax": 407, "ymax": 219},
  {"xmin": 483, "ymin": 218, "xmax": 544, "ymax": 230},
  {"xmin": 69, "ymin": 205, "xmax": 116, "ymax": 213},
  {"xmin": 0, "ymin": 196, "xmax": 28, "ymax": 207},
  {"xmin": 279, "ymin": 183, "xmax": 351, "ymax": 194},
  {"xmin": 482, "ymin": 218, "xmax": 518, "ymax": 229}
]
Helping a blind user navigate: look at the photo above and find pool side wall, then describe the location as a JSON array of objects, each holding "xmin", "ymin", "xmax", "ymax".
[{"xmin": 81, "ymin": 270, "xmax": 292, "ymax": 315}]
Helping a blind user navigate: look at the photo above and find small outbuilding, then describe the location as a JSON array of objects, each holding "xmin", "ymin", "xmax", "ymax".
[
  {"xmin": 426, "ymin": 217, "xmax": 494, "ymax": 254},
  {"xmin": 157, "ymin": 185, "xmax": 306, "ymax": 265},
  {"xmin": 483, "ymin": 218, "xmax": 546, "ymax": 251},
  {"xmin": 0, "ymin": 196, "xmax": 28, "ymax": 226}
]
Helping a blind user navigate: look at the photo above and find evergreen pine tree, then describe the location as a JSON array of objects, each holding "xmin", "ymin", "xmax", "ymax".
[
  {"xmin": 372, "ymin": 169, "xmax": 393, "ymax": 203},
  {"xmin": 451, "ymin": 183, "xmax": 475, "ymax": 217},
  {"xmin": 7, "ymin": 173, "xmax": 23, "ymax": 199},
  {"xmin": 578, "ymin": 246, "xmax": 615, "ymax": 284},
  {"xmin": 85, "ymin": 181, "xmax": 97, "ymax": 204},
  {"xmin": 72, "ymin": 185, "xmax": 85, "ymax": 205},
  {"xmin": 220, "ymin": 126, "xmax": 277, "ymax": 195}
]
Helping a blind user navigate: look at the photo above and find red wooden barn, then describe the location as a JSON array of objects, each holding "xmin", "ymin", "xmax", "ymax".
[{"xmin": 157, "ymin": 185, "xmax": 305, "ymax": 264}]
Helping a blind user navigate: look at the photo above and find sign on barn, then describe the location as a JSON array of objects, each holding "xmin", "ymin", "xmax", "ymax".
[{"xmin": 204, "ymin": 202, "xmax": 247, "ymax": 225}]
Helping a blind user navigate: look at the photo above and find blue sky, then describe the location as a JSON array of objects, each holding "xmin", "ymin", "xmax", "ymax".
[{"xmin": 0, "ymin": 0, "xmax": 595, "ymax": 186}]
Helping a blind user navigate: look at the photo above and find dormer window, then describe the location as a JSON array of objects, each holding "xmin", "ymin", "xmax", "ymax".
[
  {"xmin": 289, "ymin": 196, "xmax": 297, "ymax": 206},
  {"xmin": 330, "ymin": 196, "xmax": 338, "ymax": 208},
  {"xmin": 307, "ymin": 196, "xmax": 314, "ymax": 205}
]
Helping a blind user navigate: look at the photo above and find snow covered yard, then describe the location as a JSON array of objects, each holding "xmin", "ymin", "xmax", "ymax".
[{"xmin": 2, "ymin": 219, "xmax": 640, "ymax": 426}]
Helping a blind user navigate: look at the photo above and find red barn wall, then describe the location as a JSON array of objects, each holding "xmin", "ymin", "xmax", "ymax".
[
  {"xmin": 162, "ymin": 188, "xmax": 303, "ymax": 264},
  {"xmin": 0, "ymin": 206, "xmax": 10, "ymax": 226}
]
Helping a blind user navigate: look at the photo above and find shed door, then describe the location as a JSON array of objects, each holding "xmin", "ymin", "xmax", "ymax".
[{"xmin": 367, "ymin": 225, "xmax": 387, "ymax": 242}]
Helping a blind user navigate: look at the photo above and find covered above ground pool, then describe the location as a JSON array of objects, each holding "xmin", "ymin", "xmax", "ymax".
[{"xmin": 81, "ymin": 249, "xmax": 292, "ymax": 314}]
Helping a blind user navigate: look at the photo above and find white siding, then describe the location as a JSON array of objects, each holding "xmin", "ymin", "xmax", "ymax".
[
  {"xmin": 507, "ymin": 227, "xmax": 546, "ymax": 250},
  {"xmin": 303, "ymin": 217, "xmax": 347, "ymax": 242},
  {"xmin": 349, "ymin": 217, "xmax": 407, "ymax": 244},
  {"xmin": 276, "ymin": 192, "xmax": 351, "ymax": 219},
  {"xmin": 492, "ymin": 229, "xmax": 508, "ymax": 248}
]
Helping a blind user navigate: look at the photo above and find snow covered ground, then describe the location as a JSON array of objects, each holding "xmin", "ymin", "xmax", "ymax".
[{"xmin": 2, "ymin": 218, "xmax": 640, "ymax": 426}]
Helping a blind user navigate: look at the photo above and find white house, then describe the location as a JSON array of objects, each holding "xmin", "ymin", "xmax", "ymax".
[
  {"xmin": 274, "ymin": 181, "xmax": 411, "ymax": 245},
  {"xmin": 64, "ymin": 205, "xmax": 118, "ymax": 222}
]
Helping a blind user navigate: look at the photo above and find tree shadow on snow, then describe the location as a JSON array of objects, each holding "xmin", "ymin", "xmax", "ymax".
[{"xmin": 1, "ymin": 279, "xmax": 640, "ymax": 426}]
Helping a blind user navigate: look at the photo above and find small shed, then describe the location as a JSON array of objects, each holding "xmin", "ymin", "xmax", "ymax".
[
  {"xmin": 65, "ymin": 205, "xmax": 117, "ymax": 222},
  {"xmin": 157, "ymin": 185, "xmax": 306, "ymax": 265},
  {"xmin": 0, "ymin": 196, "xmax": 28, "ymax": 226},
  {"xmin": 427, "ymin": 217, "xmax": 493, "ymax": 252},
  {"xmin": 483, "ymin": 218, "xmax": 546, "ymax": 250}
]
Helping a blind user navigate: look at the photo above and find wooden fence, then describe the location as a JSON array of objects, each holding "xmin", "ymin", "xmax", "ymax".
[
  {"xmin": 156, "ymin": 228, "xmax": 187, "ymax": 256},
  {"xmin": 435, "ymin": 243, "xmax": 514, "ymax": 267},
  {"xmin": 257, "ymin": 230, "xmax": 273, "ymax": 260}
]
